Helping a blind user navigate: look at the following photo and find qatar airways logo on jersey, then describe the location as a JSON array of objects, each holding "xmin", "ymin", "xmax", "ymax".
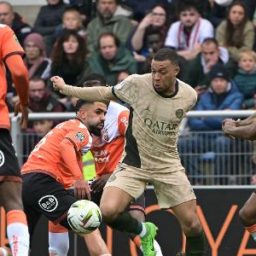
[{"xmin": 144, "ymin": 118, "xmax": 178, "ymax": 136}]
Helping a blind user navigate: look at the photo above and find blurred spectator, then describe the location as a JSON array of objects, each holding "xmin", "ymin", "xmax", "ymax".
[
  {"xmin": 67, "ymin": 0, "xmax": 95, "ymax": 26},
  {"xmin": 34, "ymin": 0, "xmax": 68, "ymax": 55},
  {"xmin": 28, "ymin": 77, "xmax": 66, "ymax": 112},
  {"xmin": 130, "ymin": 4, "xmax": 169, "ymax": 59},
  {"xmin": 54, "ymin": 6, "xmax": 86, "ymax": 42},
  {"xmin": 165, "ymin": 0, "xmax": 214, "ymax": 60},
  {"xmin": 24, "ymin": 119, "xmax": 55, "ymax": 161},
  {"xmin": 242, "ymin": 0, "xmax": 256, "ymax": 20},
  {"xmin": 50, "ymin": 30, "xmax": 88, "ymax": 86},
  {"xmin": 233, "ymin": 49, "xmax": 256, "ymax": 109},
  {"xmin": 86, "ymin": 32, "xmax": 137, "ymax": 86},
  {"xmin": 86, "ymin": 0, "xmax": 134, "ymax": 54},
  {"xmin": 23, "ymin": 33, "xmax": 51, "ymax": 80},
  {"xmin": 0, "ymin": 1, "xmax": 32, "ymax": 45},
  {"xmin": 216, "ymin": 0, "xmax": 255, "ymax": 62},
  {"xmin": 33, "ymin": 119, "xmax": 55, "ymax": 137},
  {"xmin": 207, "ymin": 0, "xmax": 231, "ymax": 28},
  {"xmin": 136, "ymin": 28, "xmax": 164, "ymax": 73},
  {"xmin": 122, "ymin": 0, "xmax": 176, "ymax": 22},
  {"xmin": 183, "ymin": 37, "xmax": 236, "ymax": 90},
  {"xmin": 179, "ymin": 63, "xmax": 243, "ymax": 181},
  {"xmin": 117, "ymin": 70, "xmax": 129, "ymax": 83}
]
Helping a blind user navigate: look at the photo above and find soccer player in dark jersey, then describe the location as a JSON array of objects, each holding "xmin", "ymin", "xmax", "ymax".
[
  {"xmin": 223, "ymin": 114, "xmax": 256, "ymax": 242},
  {"xmin": 0, "ymin": 24, "xmax": 30, "ymax": 256},
  {"xmin": 51, "ymin": 48, "xmax": 208, "ymax": 256}
]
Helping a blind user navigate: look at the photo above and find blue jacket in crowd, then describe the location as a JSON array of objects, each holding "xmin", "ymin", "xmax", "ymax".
[{"xmin": 188, "ymin": 81, "xmax": 243, "ymax": 131}]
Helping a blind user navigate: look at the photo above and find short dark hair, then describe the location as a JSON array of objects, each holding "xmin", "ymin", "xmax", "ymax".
[
  {"xmin": 29, "ymin": 76, "xmax": 47, "ymax": 87},
  {"xmin": 153, "ymin": 48, "xmax": 179, "ymax": 66},
  {"xmin": 202, "ymin": 37, "xmax": 219, "ymax": 46},
  {"xmin": 177, "ymin": 0, "xmax": 201, "ymax": 15},
  {"xmin": 83, "ymin": 73, "xmax": 107, "ymax": 87},
  {"xmin": 75, "ymin": 99, "xmax": 93, "ymax": 112}
]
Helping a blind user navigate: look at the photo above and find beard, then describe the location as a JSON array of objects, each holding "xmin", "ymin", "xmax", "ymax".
[{"xmin": 89, "ymin": 126, "xmax": 102, "ymax": 136}]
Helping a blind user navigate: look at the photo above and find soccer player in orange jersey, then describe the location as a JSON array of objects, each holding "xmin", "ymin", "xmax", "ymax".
[
  {"xmin": 21, "ymin": 99, "xmax": 111, "ymax": 256},
  {"xmin": 0, "ymin": 24, "xmax": 30, "ymax": 256}
]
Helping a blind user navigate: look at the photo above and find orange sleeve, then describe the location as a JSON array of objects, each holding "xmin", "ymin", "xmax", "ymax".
[
  {"xmin": 59, "ymin": 139, "xmax": 83, "ymax": 180},
  {"xmin": 5, "ymin": 54, "xmax": 29, "ymax": 106},
  {"xmin": 118, "ymin": 110, "xmax": 129, "ymax": 136},
  {"xmin": 65, "ymin": 129, "xmax": 90, "ymax": 152}
]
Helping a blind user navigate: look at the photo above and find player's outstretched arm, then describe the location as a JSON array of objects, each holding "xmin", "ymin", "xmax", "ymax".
[
  {"xmin": 236, "ymin": 113, "xmax": 256, "ymax": 126},
  {"xmin": 51, "ymin": 76, "xmax": 115, "ymax": 102},
  {"xmin": 223, "ymin": 120, "xmax": 256, "ymax": 141}
]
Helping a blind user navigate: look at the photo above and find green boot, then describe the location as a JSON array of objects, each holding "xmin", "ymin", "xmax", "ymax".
[{"xmin": 141, "ymin": 222, "xmax": 158, "ymax": 256}]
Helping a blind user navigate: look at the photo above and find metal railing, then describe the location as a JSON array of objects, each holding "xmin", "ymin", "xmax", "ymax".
[{"xmin": 11, "ymin": 110, "xmax": 255, "ymax": 185}]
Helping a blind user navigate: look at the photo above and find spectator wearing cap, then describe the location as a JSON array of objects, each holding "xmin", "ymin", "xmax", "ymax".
[
  {"xmin": 24, "ymin": 33, "xmax": 52, "ymax": 80},
  {"xmin": 178, "ymin": 63, "xmax": 243, "ymax": 182}
]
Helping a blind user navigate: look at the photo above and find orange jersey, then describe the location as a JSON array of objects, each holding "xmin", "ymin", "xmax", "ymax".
[
  {"xmin": 22, "ymin": 119, "xmax": 92, "ymax": 189},
  {"xmin": 0, "ymin": 25, "xmax": 24, "ymax": 129},
  {"xmin": 92, "ymin": 101, "xmax": 129, "ymax": 176}
]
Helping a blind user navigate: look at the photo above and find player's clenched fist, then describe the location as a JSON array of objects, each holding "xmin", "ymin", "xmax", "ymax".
[
  {"xmin": 74, "ymin": 179, "xmax": 91, "ymax": 200},
  {"xmin": 50, "ymin": 76, "xmax": 66, "ymax": 91}
]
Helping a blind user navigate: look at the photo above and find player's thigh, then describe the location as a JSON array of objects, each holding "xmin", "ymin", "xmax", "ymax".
[
  {"xmin": 0, "ymin": 129, "xmax": 21, "ymax": 182},
  {"xmin": 0, "ymin": 181, "xmax": 23, "ymax": 211},
  {"xmin": 152, "ymin": 169, "xmax": 196, "ymax": 209},
  {"xmin": 22, "ymin": 172, "xmax": 76, "ymax": 228},
  {"xmin": 171, "ymin": 199, "xmax": 199, "ymax": 229},
  {"xmin": 105, "ymin": 164, "xmax": 147, "ymax": 200},
  {"xmin": 100, "ymin": 186, "xmax": 133, "ymax": 215}
]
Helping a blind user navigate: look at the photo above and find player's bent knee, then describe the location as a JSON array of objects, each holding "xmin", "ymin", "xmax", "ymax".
[
  {"xmin": 239, "ymin": 207, "xmax": 253, "ymax": 226},
  {"xmin": 100, "ymin": 204, "xmax": 120, "ymax": 223},
  {"xmin": 184, "ymin": 218, "xmax": 202, "ymax": 235}
]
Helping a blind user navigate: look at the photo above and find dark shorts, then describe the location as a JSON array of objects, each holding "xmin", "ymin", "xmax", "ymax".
[
  {"xmin": 0, "ymin": 129, "xmax": 21, "ymax": 182},
  {"xmin": 22, "ymin": 172, "xmax": 76, "ymax": 236}
]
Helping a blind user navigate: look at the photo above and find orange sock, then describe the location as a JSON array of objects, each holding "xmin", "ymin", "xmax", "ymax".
[
  {"xmin": 6, "ymin": 210, "xmax": 29, "ymax": 256},
  {"xmin": 246, "ymin": 224, "xmax": 256, "ymax": 241},
  {"xmin": 132, "ymin": 235, "xmax": 141, "ymax": 248}
]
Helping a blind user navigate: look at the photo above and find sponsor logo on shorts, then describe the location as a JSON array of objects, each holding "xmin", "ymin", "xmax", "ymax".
[
  {"xmin": 38, "ymin": 195, "xmax": 58, "ymax": 212},
  {"xmin": 0, "ymin": 150, "xmax": 5, "ymax": 167}
]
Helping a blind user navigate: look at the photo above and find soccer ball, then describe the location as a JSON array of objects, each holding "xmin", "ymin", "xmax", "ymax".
[{"xmin": 67, "ymin": 200, "xmax": 102, "ymax": 234}]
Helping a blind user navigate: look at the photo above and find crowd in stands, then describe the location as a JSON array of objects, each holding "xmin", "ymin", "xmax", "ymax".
[{"xmin": 5, "ymin": 0, "xmax": 256, "ymax": 184}]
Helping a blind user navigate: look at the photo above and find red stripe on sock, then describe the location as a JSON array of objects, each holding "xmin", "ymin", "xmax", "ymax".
[
  {"xmin": 246, "ymin": 223, "xmax": 256, "ymax": 233},
  {"xmin": 7, "ymin": 210, "xmax": 27, "ymax": 225}
]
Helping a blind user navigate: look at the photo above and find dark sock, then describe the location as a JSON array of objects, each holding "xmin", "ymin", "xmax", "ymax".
[
  {"xmin": 186, "ymin": 232, "xmax": 207, "ymax": 256},
  {"xmin": 108, "ymin": 211, "xmax": 142, "ymax": 235}
]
